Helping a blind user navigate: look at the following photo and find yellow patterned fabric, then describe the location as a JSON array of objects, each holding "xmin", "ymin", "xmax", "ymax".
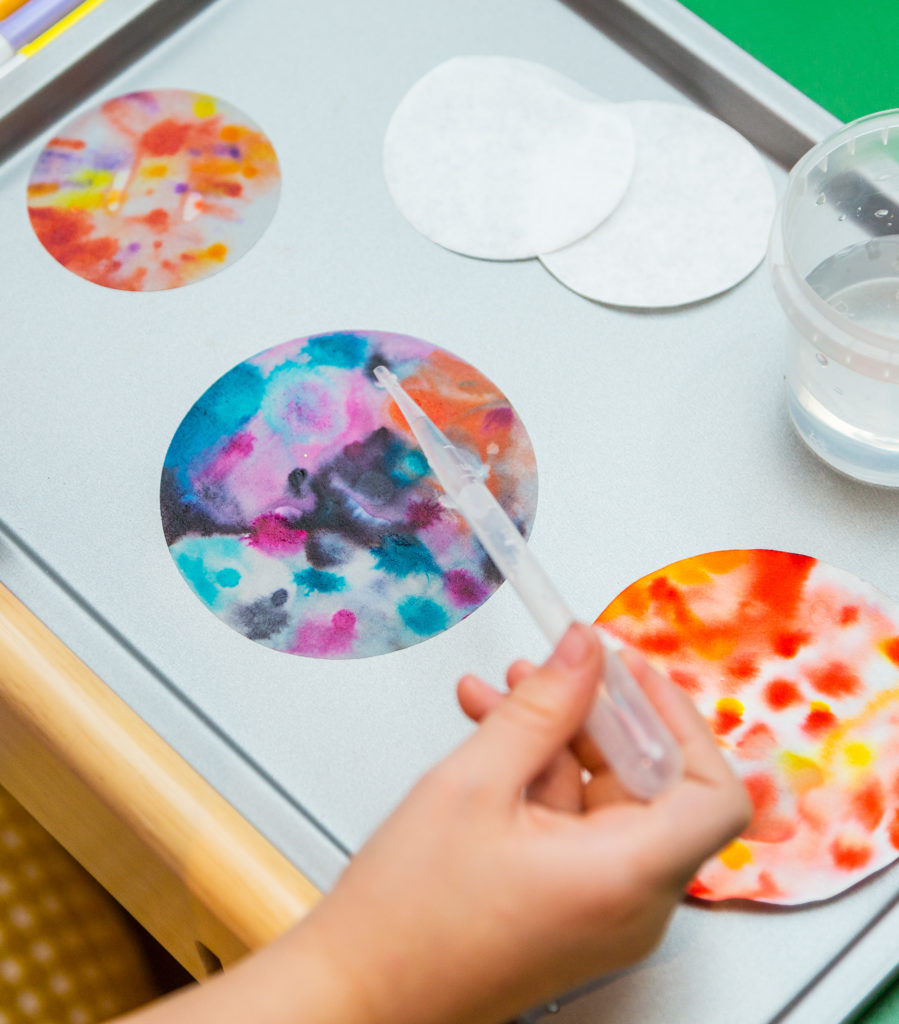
[{"xmin": 0, "ymin": 786, "xmax": 156, "ymax": 1024}]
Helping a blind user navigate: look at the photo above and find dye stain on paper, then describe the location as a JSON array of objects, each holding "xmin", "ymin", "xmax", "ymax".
[
  {"xmin": 27, "ymin": 90, "xmax": 280, "ymax": 290},
  {"xmin": 161, "ymin": 330, "xmax": 538, "ymax": 658},
  {"xmin": 597, "ymin": 549, "xmax": 899, "ymax": 905}
]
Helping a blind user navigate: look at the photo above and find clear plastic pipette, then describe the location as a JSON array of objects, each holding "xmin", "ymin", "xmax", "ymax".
[{"xmin": 374, "ymin": 366, "xmax": 683, "ymax": 800}]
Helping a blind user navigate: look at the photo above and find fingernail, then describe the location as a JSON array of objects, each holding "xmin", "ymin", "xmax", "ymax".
[{"xmin": 549, "ymin": 624, "xmax": 591, "ymax": 669}]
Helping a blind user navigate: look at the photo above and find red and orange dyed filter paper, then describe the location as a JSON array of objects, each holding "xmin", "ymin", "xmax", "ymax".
[
  {"xmin": 27, "ymin": 90, "xmax": 280, "ymax": 291},
  {"xmin": 597, "ymin": 550, "xmax": 899, "ymax": 905}
]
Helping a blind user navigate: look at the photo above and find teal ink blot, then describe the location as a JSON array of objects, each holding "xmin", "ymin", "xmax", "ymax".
[
  {"xmin": 166, "ymin": 361, "xmax": 265, "ymax": 473},
  {"xmin": 177, "ymin": 553, "xmax": 217, "ymax": 605},
  {"xmin": 216, "ymin": 567, "xmax": 241, "ymax": 588},
  {"xmin": 305, "ymin": 332, "xmax": 367, "ymax": 369},
  {"xmin": 371, "ymin": 535, "xmax": 440, "ymax": 578},
  {"xmin": 390, "ymin": 448, "xmax": 429, "ymax": 486},
  {"xmin": 293, "ymin": 567, "xmax": 347, "ymax": 595},
  {"xmin": 399, "ymin": 596, "xmax": 448, "ymax": 636}
]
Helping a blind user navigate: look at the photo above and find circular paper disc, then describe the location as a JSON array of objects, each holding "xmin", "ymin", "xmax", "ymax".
[
  {"xmin": 383, "ymin": 56, "xmax": 635, "ymax": 260},
  {"xmin": 161, "ymin": 330, "xmax": 538, "ymax": 659},
  {"xmin": 540, "ymin": 102, "xmax": 776, "ymax": 307},
  {"xmin": 27, "ymin": 90, "xmax": 280, "ymax": 291},
  {"xmin": 597, "ymin": 549, "xmax": 899, "ymax": 904}
]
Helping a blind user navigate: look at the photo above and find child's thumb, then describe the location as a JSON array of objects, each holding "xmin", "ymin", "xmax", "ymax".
[{"xmin": 460, "ymin": 624, "xmax": 603, "ymax": 795}]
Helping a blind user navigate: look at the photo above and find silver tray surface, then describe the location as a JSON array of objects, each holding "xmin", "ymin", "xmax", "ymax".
[{"xmin": 1, "ymin": 1, "xmax": 895, "ymax": 1021}]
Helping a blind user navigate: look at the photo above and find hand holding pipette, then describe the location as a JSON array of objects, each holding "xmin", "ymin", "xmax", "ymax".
[{"xmin": 373, "ymin": 365, "xmax": 683, "ymax": 799}]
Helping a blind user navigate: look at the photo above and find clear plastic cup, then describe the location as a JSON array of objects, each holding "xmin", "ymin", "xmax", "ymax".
[{"xmin": 768, "ymin": 109, "xmax": 899, "ymax": 486}]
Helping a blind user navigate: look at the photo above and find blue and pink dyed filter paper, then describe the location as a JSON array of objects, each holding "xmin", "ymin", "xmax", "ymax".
[{"xmin": 161, "ymin": 331, "xmax": 538, "ymax": 658}]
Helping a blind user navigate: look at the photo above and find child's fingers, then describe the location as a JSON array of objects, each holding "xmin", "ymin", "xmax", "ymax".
[
  {"xmin": 455, "ymin": 625, "xmax": 603, "ymax": 799},
  {"xmin": 582, "ymin": 767, "xmax": 635, "ymax": 808},
  {"xmin": 569, "ymin": 727, "xmax": 607, "ymax": 775},
  {"xmin": 505, "ymin": 659, "xmax": 535, "ymax": 689},
  {"xmin": 526, "ymin": 750, "xmax": 584, "ymax": 813},
  {"xmin": 459, "ymin": 664, "xmax": 591, "ymax": 813},
  {"xmin": 507, "ymin": 658, "xmax": 610, "ymax": 777},
  {"xmin": 456, "ymin": 673, "xmax": 503, "ymax": 723}
]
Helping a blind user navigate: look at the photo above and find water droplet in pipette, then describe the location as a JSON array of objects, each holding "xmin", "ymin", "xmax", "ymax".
[
  {"xmin": 875, "ymin": 209, "xmax": 890, "ymax": 218},
  {"xmin": 881, "ymin": 127, "xmax": 891, "ymax": 145},
  {"xmin": 815, "ymin": 193, "xmax": 826, "ymax": 206},
  {"xmin": 816, "ymin": 352, "xmax": 828, "ymax": 366},
  {"xmin": 848, "ymin": 139, "xmax": 857, "ymax": 156},
  {"xmin": 818, "ymin": 155, "xmax": 829, "ymax": 173},
  {"xmin": 546, "ymin": 1002, "xmax": 560, "ymax": 1014},
  {"xmin": 838, "ymin": 214, "xmax": 846, "ymax": 221}
]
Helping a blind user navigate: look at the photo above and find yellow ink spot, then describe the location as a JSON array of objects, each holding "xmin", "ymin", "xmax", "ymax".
[
  {"xmin": 193, "ymin": 95, "xmax": 216, "ymax": 118},
  {"xmin": 143, "ymin": 164, "xmax": 168, "ymax": 178},
  {"xmin": 717, "ymin": 697, "xmax": 744, "ymax": 715},
  {"xmin": 819, "ymin": 688, "xmax": 899, "ymax": 767},
  {"xmin": 57, "ymin": 188, "xmax": 104, "ymax": 210},
  {"xmin": 810, "ymin": 700, "xmax": 831, "ymax": 714},
  {"xmin": 844, "ymin": 742, "xmax": 873, "ymax": 767},
  {"xmin": 205, "ymin": 243, "xmax": 227, "ymax": 261},
  {"xmin": 719, "ymin": 840, "xmax": 752, "ymax": 870},
  {"xmin": 71, "ymin": 168, "xmax": 113, "ymax": 189},
  {"xmin": 779, "ymin": 751, "xmax": 824, "ymax": 793}
]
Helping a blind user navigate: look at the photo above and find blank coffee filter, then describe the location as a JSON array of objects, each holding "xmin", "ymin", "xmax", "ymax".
[
  {"xmin": 383, "ymin": 56, "xmax": 635, "ymax": 261},
  {"xmin": 539, "ymin": 101, "xmax": 776, "ymax": 307}
]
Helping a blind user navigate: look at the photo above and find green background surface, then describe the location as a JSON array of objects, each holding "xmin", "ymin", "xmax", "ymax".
[
  {"xmin": 854, "ymin": 976, "xmax": 899, "ymax": 1024},
  {"xmin": 678, "ymin": 4, "xmax": 899, "ymax": 1021},
  {"xmin": 680, "ymin": 0, "xmax": 899, "ymax": 122}
]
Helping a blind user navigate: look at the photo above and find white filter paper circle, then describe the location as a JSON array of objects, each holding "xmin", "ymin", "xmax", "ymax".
[
  {"xmin": 539, "ymin": 101, "xmax": 777, "ymax": 307},
  {"xmin": 383, "ymin": 56, "xmax": 636, "ymax": 261}
]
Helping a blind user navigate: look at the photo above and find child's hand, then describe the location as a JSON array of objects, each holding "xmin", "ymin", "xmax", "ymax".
[{"xmin": 297, "ymin": 623, "xmax": 751, "ymax": 1024}]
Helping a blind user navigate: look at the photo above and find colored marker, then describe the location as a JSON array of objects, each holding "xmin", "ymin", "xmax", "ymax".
[
  {"xmin": 20, "ymin": 0, "xmax": 104, "ymax": 55},
  {"xmin": 0, "ymin": 0, "xmax": 84, "ymax": 65},
  {"xmin": 374, "ymin": 365, "xmax": 684, "ymax": 800},
  {"xmin": 0, "ymin": 0, "xmax": 28, "ymax": 20}
]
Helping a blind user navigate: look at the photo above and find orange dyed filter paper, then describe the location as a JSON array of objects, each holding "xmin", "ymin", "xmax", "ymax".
[
  {"xmin": 597, "ymin": 549, "xmax": 899, "ymax": 905},
  {"xmin": 27, "ymin": 90, "xmax": 280, "ymax": 291}
]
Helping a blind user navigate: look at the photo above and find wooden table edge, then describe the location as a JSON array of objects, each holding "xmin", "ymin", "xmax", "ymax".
[{"xmin": 0, "ymin": 582, "xmax": 322, "ymax": 978}]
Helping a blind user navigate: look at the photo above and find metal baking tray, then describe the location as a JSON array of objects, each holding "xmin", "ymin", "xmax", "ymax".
[{"xmin": 1, "ymin": 1, "xmax": 895, "ymax": 1022}]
